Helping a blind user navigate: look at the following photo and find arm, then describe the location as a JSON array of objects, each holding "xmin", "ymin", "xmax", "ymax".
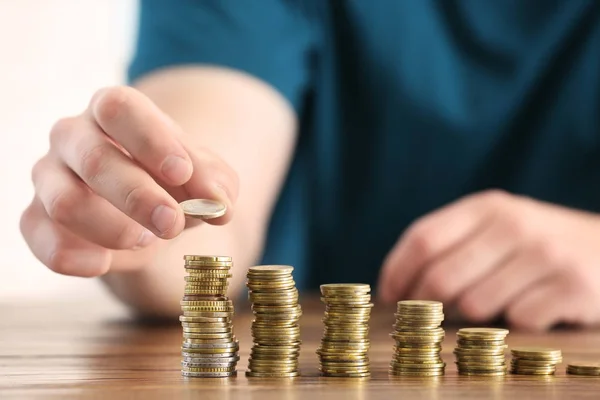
[{"xmin": 102, "ymin": 66, "xmax": 298, "ymax": 317}]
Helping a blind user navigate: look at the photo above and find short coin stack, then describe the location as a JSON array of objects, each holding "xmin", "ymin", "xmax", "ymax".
[
  {"xmin": 567, "ymin": 362, "xmax": 600, "ymax": 376},
  {"xmin": 454, "ymin": 328, "xmax": 509, "ymax": 376},
  {"xmin": 317, "ymin": 284, "xmax": 372, "ymax": 378},
  {"xmin": 510, "ymin": 347, "xmax": 562, "ymax": 375},
  {"xmin": 246, "ymin": 265, "xmax": 302, "ymax": 378},
  {"xmin": 179, "ymin": 255, "xmax": 239, "ymax": 378},
  {"xmin": 389, "ymin": 300, "xmax": 446, "ymax": 377}
]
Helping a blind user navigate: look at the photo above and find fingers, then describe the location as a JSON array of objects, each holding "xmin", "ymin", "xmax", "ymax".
[
  {"xmin": 408, "ymin": 217, "xmax": 517, "ymax": 302},
  {"xmin": 377, "ymin": 192, "xmax": 493, "ymax": 303},
  {"xmin": 180, "ymin": 145, "xmax": 240, "ymax": 226},
  {"xmin": 89, "ymin": 86, "xmax": 239, "ymax": 226},
  {"xmin": 457, "ymin": 250, "xmax": 554, "ymax": 322},
  {"xmin": 49, "ymin": 115, "xmax": 185, "ymax": 239},
  {"xmin": 89, "ymin": 87, "xmax": 193, "ymax": 186},
  {"xmin": 20, "ymin": 198, "xmax": 111, "ymax": 277},
  {"xmin": 32, "ymin": 155, "xmax": 155, "ymax": 250},
  {"xmin": 505, "ymin": 276, "xmax": 569, "ymax": 331}
]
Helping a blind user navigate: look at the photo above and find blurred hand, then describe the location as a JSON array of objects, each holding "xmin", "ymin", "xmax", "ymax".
[
  {"xmin": 20, "ymin": 86, "xmax": 239, "ymax": 277},
  {"xmin": 377, "ymin": 190, "xmax": 600, "ymax": 331}
]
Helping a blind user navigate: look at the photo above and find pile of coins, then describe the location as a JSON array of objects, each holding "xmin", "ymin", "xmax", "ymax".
[
  {"xmin": 454, "ymin": 328, "xmax": 509, "ymax": 376},
  {"xmin": 510, "ymin": 347, "xmax": 562, "ymax": 375},
  {"xmin": 317, "ymin": 284, "xmax": 372, "ymax": 377},
  {"xmin": 567, "ymin": 362, "xmax": 600, "ymax": 376},
  {"xmin": 389, "ymin": 300, "xmax": 446, "ymax": 377},
  {"xmin": 246, "ymin": 265, "xmax": 302, "ymax": 378},
  {"xmin": 179, "ymin": 255, "xmax": 239, "ymax": 378}
]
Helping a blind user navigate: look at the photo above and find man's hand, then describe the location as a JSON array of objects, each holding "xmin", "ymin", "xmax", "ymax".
[
  {"xmin": 377, "ymin": 190, "xmax": 600, "ymax": 331},
  {"xmin": 20, "ymin": 86, "xmax": 239, "ymax": 277}
]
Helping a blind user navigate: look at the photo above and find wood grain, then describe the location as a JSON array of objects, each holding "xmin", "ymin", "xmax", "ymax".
[{"xmin": 1, "ymin": 297, "xmax": 599, "ymax": 399}]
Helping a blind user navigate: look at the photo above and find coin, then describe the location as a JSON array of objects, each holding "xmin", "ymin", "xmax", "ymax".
[
  {"xmin": 389, "ymin": 300, "xmax": 445, "ymax": 377},
  {"xmin": 179, "ymin": 255, "xmax": 239, "ymax": 378},
  {"xmin": 246, "ymin": 265, "xmax": 301, "ymax": 377},
  {"xmin": 510, "ymin": 347, "xmax": 562, "ymax": 375},
  {"xmin": 180, "ymin": 199, "xmax": 227, "ymax": 219},
  {"xmin": 318, "ymin": 284, "xmax": 372, "ymax": 377},
  {"xmin": 566, "ymin": 361, "xmax": 600, "ymax": 376},
  {"xmin": 454, "ymin": 327, "xmax": 508, "ymax": 376},
  {"xmin": 182, "ymin": 371, "xmax": 236, "ymax": 378}
]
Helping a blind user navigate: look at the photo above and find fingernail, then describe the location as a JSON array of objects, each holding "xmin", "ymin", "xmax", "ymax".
[
  {"xmin": 161, "ymin": 155, "xmax": 192, "ymax": 185},
  {"xmin": 136, "ymin": 228, "xmax": 155, "ymax": 247},
  {"xmin": 151, "ymin": 205, "xmax": 177, "ymax": 235}
]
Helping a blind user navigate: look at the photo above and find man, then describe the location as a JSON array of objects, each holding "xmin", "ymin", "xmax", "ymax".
[{"xmin": 19, "ymin": 0, "xmax": 600, "ymax": 330}]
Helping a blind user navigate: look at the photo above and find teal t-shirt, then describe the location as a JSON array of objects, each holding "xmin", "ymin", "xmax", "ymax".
[{"xmin": 128, "ymin": 0, "xmax": 600, "ymax": 292}]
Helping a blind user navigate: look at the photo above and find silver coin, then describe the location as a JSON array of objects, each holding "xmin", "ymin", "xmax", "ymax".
[
  {"xmin": 181, "ymin": 361, "xmax": 238, "ymax": 368},
  {"xmin": 182, "ymin": 356, "xmax": 240, "ymax": 363},
  {"xmin": 181, "ymin": 371, "xmax": 237, "ymax": 378},
  {"xmin": 181, "ymin": 341, "xmax": 239, "ymax": 349},
  {"xmin": 180, "ymin": 199, "xmax": 226, "ymax": 219}
]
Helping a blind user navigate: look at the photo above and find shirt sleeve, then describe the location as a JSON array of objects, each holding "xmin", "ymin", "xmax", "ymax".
[{"xmin": 128, "ymin": 0, "xmax": 318, "ymax": 112}]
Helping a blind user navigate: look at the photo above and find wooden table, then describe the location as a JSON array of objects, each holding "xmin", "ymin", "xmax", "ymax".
[{"xmin": 1, "ymin": 298, "xmax": 600, "ymax": 399}]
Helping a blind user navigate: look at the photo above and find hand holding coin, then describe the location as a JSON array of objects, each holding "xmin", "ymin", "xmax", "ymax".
[{"xmin": 20, "ymin": 86, "xmax": 238, "ymax": 277}]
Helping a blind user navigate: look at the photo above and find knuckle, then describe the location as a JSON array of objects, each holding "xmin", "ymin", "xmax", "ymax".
[
  {"xmin": 406, "ymin": 224, "xmax": 436, "ymax": 259},
  {"xmin": 79, "ymin": 143, "xmax": 111, "ymax": 180},
  {"xmin": 506, "ymin": 305, "xmax": 537, "ymax": 330},
  {"xmin": 501, "ymin": 213, "xmax": 530, "ymax": 238},
  {"xmin": 423, "ymin": 270, "xmax": 452, "ymax": 301},
  {"xmin": 477, "ymin": 189, "xmax": 509, "ymax": 205},
  {"xmin": 49, "ymin": 117, "xmax": 78, "ymax": 149},
  {"xmin": 123, "ymin": 184, "xmax": 148, "ymax": 217},
  {"xmin": 46, "ymin": 190, "xmax": 78, "ymax": 225},
  {"xmin": 458, "ymin": 295, "xmax": 488, "ymax": 322},
  {"xmin": 530, "ymin": 241, "xmax": 564, "ymax": 268},
  {"xmin": 31, "ymin": 157, "xmax": 49, "ymax": 185},
  {"xmin": 113, "ymin": 224, "xmax": 142, "ymax": 249},
  {"xmin": 46, "ymin": 247, "xmax": 72, "ymax": 275},
  {"xmin": 93, "ymin": 86, "xmax": 131, "ymax": 123},
  {"xmin": 19, "ymin": 202, "xmax": 36, "ymax": 238}
]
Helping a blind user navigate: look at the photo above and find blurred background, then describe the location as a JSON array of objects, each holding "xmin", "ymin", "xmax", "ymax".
[{"xmin": 0, "ymin": 0, "xmax": 137, "ymax": 300}]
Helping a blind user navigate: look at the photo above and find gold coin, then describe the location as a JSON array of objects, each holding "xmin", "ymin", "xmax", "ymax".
[
  {"xmin": 185, "ymin": 274, "xmax": 232, "ymax": 281},
  {"xmin": 246, "ymin": 371, "xmax": 300, "ymax": 378},
  {"xmin": 248, "ymin": 264, "xmax": 293, "ymax": 273},
  {"xmin": 389, "ymin": 370, "xmax": 444, "ymax": 377},
  {"xmin": 179, "ymin": 316, "xmax": 231, "ymax": 323},
  {"xmin": 457, "ymin": 327, "xmax": 509, "ymax": 338},
  {"xmin": 566, "ymin": 362, "xmax": 600, "ymax": 375},
  {"xmin": 397, "ymin": 300, "xmax": 443, "ymax": 310},
  {"xmin": 182, "ymin": 311, "xmax": 233, "ymax": 318},
  {"xmin": 181, "ymin": 322, "xmax": 231, "ymax": 328},
  {"xmin": 510, "ymin": 347, "xmax": 562, "ymax": 360},
  {"xmin": 184, "ymin": 255, "xmax": 231, "ymax": 262},
  {"xmin": 320, "ymin": 283, "xmax": 371, "ymax": 292}
]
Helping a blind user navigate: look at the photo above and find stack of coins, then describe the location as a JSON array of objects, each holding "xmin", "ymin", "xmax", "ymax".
[
  {"xmin": 510, "ymin": 347, "xmax": 562, "ymax": 375},
  {"xmin": 246, "ymin": 265, "xmax": 302, "ymax": 378},
  {"xmin": 567, "ymin": 362, "xmax": 600, "ymax": 376},
  {"xmin": 454, "ymin": 328, "xmax": 509, "ymax": 376},
  {"xmin": 389, "ymin": 300, "xmax": 446, "ymax": 377},
  {"xmin": 179, "ymin": 255, "xmax": 239, "ymax": 378},
  {"xmin": 317, "ymin": 284, "xmax": 372, "ymax": 378}
]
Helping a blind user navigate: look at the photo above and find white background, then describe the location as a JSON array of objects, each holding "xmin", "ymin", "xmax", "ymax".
[{"xmin": 0, "ymin": 0, "xmax": 137, "ymax": 301}]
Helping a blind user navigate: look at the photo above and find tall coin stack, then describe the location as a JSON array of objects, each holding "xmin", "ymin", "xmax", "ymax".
[
  {"xmin": 246, "ymin": 265, "xmax": 302, "ymax": 378},
  {"xmin": 454, "ymin": 328, "xmax": 509, "ymax": 376},
  {"xmin": 317, "ymin": 284, "xmax": 372, "ymax": 378},
  {"xmin": 179, "ymin": 255, "xmax": 239, "ymax": 378},
  {"xmin": 389, "ymin": 300, "xmax": 446, "ymax": 377},
  {"xmin": 510, "ymin": 347, "xmax": 562, "ymax": 375}
]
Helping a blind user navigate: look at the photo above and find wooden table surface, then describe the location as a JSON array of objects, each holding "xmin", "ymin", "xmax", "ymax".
[{"xmin": 1, "ymin": 297, "xmax": 600, "ymax": 399}]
